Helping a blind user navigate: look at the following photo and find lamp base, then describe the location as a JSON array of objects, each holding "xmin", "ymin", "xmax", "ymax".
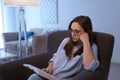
[{"xmin": 18, "ymin": 7, "xmax": 29, "ymax": 58}]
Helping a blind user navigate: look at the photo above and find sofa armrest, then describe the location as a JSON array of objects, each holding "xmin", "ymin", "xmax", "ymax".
[
  {"xmin": 68, "ymin": 67, "xmax": 104, "ymax": 80},
  {"xmin": 31, "ymin": 34, "xmax": 48, "ymax": 54},
  {"xmin": 2, "ymin": 32, "xmax": 19, "ymax": 52},
  {"xmin": 0, "ymin": 52, "xmax": 52, "ymax": 80}
]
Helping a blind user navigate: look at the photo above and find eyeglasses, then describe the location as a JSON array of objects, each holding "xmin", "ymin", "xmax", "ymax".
[{"xmin": 69, "ymin": 29, "xmax": 81, "ymax": 35}]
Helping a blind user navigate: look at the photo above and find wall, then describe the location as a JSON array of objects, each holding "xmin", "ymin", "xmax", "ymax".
[
  {"xmin": 4, "ymin": 0, "xmax": 120, "ymax": 63},
  {"xmin": 3, "ymin": 7, "xmax": 17, "ymax": 32}
]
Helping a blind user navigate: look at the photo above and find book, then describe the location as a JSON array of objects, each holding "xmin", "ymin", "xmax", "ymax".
[{"xmin": 23, "ymin": 64, "xmax": 58, "ymax": 80}]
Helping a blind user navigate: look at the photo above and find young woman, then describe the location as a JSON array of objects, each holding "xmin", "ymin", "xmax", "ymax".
[{"xmin": 27, "ymin": 15, "xmax": 100, "ymax": 80}]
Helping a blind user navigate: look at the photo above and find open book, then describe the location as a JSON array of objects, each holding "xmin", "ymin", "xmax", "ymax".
[{"xmin": 23, "ymin": 64, "xmax": 58, "ymax": 80}]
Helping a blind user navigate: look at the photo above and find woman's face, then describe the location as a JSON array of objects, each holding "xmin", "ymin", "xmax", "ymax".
[{"xmin": 70, "ymin": 22, "xmax": 85, "ymax": 42}]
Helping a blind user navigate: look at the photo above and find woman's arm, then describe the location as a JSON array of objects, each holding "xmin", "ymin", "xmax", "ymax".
[
  {"xmin": 80, "ymin": 33, "xmax": 99, "ymax": 71},
  {"xmin": 81, "ymin": 33, "xmax": 94, "ymax": 67}
]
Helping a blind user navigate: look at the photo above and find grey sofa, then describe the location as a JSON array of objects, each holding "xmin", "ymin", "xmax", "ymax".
[
  {"xmin": 0, "ymin": 30, "xmax": 114, "ymax": 80},
  {"xmin": 2, "ymin": 32, "xmax": 48, "ymax": 57}
]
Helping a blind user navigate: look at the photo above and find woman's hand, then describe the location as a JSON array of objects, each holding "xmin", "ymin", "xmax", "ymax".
[
  {"xmin": 79, "ymin": 33, "xmax": 89, "ymax": 44},
  {"xmin": 42, "ymin": 61, "xmax": 53, "ymax": 75}
]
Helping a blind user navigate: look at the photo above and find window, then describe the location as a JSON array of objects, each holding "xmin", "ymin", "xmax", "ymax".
[{"xmin": 0, "ymin": 0, "xmax": 4, "ymax": 48}]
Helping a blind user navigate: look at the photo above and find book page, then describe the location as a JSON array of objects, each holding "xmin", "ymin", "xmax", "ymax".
[{"xmin": 23, "ymin": 64, "xmax": 58, "ymax": 80}]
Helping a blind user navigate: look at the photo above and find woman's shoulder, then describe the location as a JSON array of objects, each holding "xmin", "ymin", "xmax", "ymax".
[
  {"xmin": 62, "ymin": 37, "xmax": 70, "ymax": 42},
  {"xmin": 56, "ymin": 37, "xmax": 70, "ymax": 50},
  {"xmin": 60, "ymin": 37, "xmax": 70, "ymax": 45}
]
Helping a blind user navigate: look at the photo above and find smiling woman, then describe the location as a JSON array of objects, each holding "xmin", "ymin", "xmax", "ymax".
[{"xmin": 0, "ymin": 0, "xmax": 4, "ymax": 48}]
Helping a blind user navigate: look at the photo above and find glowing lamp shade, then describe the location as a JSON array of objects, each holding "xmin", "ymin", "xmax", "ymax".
[{"xmin": 4, "ymin": 0, "xmax": 39, "ymax": 6}]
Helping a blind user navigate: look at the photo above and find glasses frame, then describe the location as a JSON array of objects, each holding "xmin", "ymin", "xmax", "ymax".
[{"xmin": 69, "ymin": 29, "xmax": 81, "ymax": 35}]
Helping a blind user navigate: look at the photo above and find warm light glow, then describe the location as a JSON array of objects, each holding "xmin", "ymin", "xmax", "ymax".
[{"xmin": 4, "ymin": 0, "xmax": 39, "ymax": 6}]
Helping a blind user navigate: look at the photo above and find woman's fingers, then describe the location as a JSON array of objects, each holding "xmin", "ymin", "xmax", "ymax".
[{"xmin": 41, "ymin": 68, "xmax": 52, "ymax": 74}]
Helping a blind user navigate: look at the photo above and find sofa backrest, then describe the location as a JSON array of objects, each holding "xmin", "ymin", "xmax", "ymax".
[
  {"xmin": 2, "ymin": 32, "xmax": 18, "ymax": 42},
  {"xmin": 47, "ymin": 30, "xmax": 69, "ymax": 54}
]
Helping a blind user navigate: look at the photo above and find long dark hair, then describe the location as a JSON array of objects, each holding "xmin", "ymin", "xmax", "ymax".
[{"xmin": 64, "ymin": 15, "xmax": 93, "ymax": 58}]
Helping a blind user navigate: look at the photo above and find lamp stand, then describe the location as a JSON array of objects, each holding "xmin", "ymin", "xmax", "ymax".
[{"xmin": 18, "ymin": 7, "xmax": 28, "ymax": 58}]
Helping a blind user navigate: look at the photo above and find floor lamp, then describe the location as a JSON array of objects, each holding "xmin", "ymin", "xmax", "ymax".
[{"xmin": 4, "ymin": 0, "xmax": 39, "ymax": 58}]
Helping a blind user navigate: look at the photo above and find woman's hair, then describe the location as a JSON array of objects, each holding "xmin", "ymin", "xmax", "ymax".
[{"xmin": 64, "ymin": 15, "xmax": 93, "ymax": 58}]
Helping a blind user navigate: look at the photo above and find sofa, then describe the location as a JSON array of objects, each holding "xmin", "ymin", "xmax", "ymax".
[
  {"xmin": 0, "ymin": 30, "xmax": 114, "ymax": 80},
  {"xmin": 2, "ymin": 29, "xmax": 48, "ymax": 58}
]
